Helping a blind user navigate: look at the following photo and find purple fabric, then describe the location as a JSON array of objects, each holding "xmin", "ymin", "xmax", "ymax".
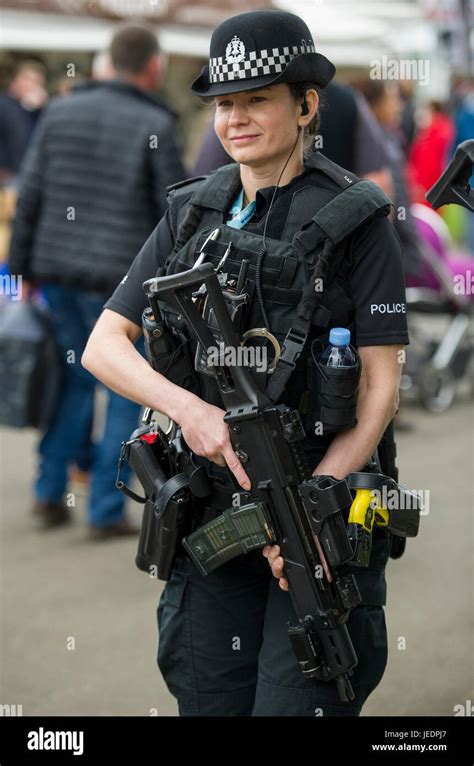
[{"xmin": 407, "ymin": 214, "xmax": 474, "ymax": 297}]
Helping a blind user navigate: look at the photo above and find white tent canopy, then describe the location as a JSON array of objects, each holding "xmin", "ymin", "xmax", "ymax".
[
  {"xmin": 1, "ymin": 2, "xmax": 435, "ymax": 63},
  {"xmin": 275, "ymin": 0, "xmax": 436, "ymax": 63},
  {"xmin": 0, "ymin": 9, "xmax": 211, "ymax": 56}
]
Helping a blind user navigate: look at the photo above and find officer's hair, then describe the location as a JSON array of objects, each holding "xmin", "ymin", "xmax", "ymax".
[
  {"xmin": 287, "ymin": 82, "xmax": 325, "ymax": 156},
  {"xmin": 110, "ymin": 24, "xmax": 160, "ymax": 75}
]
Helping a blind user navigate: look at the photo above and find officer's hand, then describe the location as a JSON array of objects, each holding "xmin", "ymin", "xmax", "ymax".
[
  {"xmin": 262, "ymin": 545, "xmax": 289, "ymax": 591},
  {"xmin": 179, "ymin": 399, "xmax": 251, "ymax": 491}
]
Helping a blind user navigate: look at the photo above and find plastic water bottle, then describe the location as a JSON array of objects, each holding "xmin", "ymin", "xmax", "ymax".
[{"xmin": 319, "ymin": 327, "xmax": 357, "ymax": 368}]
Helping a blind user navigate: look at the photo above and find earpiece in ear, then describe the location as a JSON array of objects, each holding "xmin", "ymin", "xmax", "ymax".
[{"xmin": 301, "ymin": 99, "xmax": 309, "ymax": 116}]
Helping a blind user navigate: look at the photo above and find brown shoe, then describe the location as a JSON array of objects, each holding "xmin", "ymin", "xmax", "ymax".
[
  {"xmin": 32, "ymin": 500, "xmax": 71, "ymax": 528},
  {"xmin": 88, "ymin": 518, "xmax": 140, "ymax": 541}
]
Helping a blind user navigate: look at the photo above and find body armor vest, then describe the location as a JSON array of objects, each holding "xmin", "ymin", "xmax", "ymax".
[{"xmin": 158, "ymin": 152, "xmax": 391, "ymax": 431}]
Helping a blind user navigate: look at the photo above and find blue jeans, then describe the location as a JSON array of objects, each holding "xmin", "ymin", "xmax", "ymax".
[{"xmin": 36, "ymin": 284, "xmax": 142, "ymax": 526}]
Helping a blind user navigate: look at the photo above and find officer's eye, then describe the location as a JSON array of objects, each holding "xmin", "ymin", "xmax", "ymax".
[{"xmin": 250, "ymin": 96, "xmax": 267, "ymax": 103}]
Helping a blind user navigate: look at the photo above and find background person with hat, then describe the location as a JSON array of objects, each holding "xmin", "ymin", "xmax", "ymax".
[{"xmin": 83, "ymin": 9, "xmax": 409, "ymax": 716}]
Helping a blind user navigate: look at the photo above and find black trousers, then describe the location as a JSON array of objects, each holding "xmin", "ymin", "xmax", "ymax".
[{"xmin": 156, "ymin": 548, "xmax": 388, "ymax": 716}]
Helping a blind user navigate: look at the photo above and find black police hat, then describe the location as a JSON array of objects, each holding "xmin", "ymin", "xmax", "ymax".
[{"xmin": 191, "ymin": 9, "xmax": 336, "ymax": 97}]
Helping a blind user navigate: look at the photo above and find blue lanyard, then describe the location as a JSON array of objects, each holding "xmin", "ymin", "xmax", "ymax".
[{"xmin": 226, "ymin": 187, "xmax": 256, "ymax": 229}]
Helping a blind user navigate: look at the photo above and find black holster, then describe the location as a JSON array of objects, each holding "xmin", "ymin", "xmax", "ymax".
[
  {"xmin": 135, "ymin": 477, "xmax": 193, "ymax": 581},
  {"xmin": 117, "ymin": 426, "xmax": 210, "ymax": 580}
]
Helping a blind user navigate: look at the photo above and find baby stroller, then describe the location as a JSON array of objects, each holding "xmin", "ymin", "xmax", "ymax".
[{"xmin": 401, "ymin": 140, "xmax": 474, "ymax": 413}]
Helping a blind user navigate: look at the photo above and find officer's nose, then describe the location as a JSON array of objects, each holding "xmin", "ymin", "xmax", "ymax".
[{"xmin": 228, "ymin": 102, "xmax": 250, "ymax": 127}]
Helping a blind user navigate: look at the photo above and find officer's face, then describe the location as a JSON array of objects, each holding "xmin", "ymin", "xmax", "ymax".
[{"xmin": 213, "ymin": 84, "xmax": 302, "ymax": 167}]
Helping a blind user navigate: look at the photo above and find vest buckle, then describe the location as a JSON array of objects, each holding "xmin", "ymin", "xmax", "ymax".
[{"xmin": 281, "ymin": 328, "xmax": 308, "ymax": 368}]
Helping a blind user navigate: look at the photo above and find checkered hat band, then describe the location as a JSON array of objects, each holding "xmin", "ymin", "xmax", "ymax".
[{"xmin": 209, "ymin": 43, "xmax": 316, "ymax": 84}]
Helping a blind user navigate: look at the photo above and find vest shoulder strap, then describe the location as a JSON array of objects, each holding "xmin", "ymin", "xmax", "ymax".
[
  {"xmin": 292, "ymin": 179, "xmax": 392, "ymax": 254},
  {"xmin": 189, "ymin": 163, "xmax": 242, "ymax": 210},
  {"xmin": 167, "ymin": 163, "xmax": 241, "ymax": 211},
  {"xmin": 166, "ymin": 176, "xmax": 209, "ymax": 244},
  {"xmin": 167, "ymin": 163, "xmax": 242, "ymax": 241},
  {"xmin": 304, "ymin": 151, "xmax": 359, "ymax": 188},
  {"xmin": 166, "ymin": 175, "xmax": 208, "ymax": 203}
]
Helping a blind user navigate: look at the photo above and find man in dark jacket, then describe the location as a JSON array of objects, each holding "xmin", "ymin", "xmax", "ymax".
[{"xmin": 8, "ymin": 24, "xmax": 186, "ymax": 536}]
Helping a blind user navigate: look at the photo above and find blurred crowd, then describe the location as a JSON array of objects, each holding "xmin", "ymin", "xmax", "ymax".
[
  {"xmin": 0, "ymin": 23, "xmax": 472, "ymax": 540},
  {"xmin": 2, "ymin": 44, "xmax": 473, "ymax": 245}
]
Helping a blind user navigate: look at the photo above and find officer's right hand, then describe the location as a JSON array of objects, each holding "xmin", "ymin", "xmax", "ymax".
[{"xmin": 178, "ymin": 399, "xmax": 251, "ymax": 491}]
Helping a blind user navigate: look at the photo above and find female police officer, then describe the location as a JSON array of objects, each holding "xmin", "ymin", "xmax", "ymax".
[{"xmin": 82, "ymin": 10, "xmax": 409, "ymax": 716}]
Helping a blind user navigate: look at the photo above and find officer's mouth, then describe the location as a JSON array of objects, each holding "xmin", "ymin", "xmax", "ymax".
[{"xmin": 230, "ymin": 134, "xmax": 261, "ymax": 143}]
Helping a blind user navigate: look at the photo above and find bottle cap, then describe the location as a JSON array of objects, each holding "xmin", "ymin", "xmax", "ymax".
[{"xmin": 328, "ymin": 327, "xmax": 351, "ymax": 347}]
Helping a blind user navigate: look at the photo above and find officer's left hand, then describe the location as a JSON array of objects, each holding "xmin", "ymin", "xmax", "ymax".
[{"xmin": 262, "ymin": 545, "xmax": 289, "ymax": 591}]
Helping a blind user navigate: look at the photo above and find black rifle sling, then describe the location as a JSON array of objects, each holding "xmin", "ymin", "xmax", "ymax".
[{"xmin": 266, "ymin": 180, "xmax": 392, "ymax": 403}]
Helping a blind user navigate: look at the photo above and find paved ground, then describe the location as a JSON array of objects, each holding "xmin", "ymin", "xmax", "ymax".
[{"xmin": 0, "ymin": 393, "xmax": 472, "ymax": 717}]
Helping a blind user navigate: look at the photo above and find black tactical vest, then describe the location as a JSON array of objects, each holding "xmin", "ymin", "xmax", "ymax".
[{"xmin": 159, "ymin": 151, "xmax": 391, "ymax": 429}]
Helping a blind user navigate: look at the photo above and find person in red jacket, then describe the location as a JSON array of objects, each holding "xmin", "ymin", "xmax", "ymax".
[{"xmin": 407, "ymin": 101, "xmax": 455, "ymax": 205}]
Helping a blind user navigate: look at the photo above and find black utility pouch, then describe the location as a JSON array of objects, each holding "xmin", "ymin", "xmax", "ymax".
[
  {"xmin": 305, "ymin": 339, "xmax": 362, "ymax": 435},
  {"xmin": 142, "ymin": 306, "xmax": 200, "ymax": 396},
  {"xmin": 152, "ymin": 341, "xmax": 200, "ymax": 394}
]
